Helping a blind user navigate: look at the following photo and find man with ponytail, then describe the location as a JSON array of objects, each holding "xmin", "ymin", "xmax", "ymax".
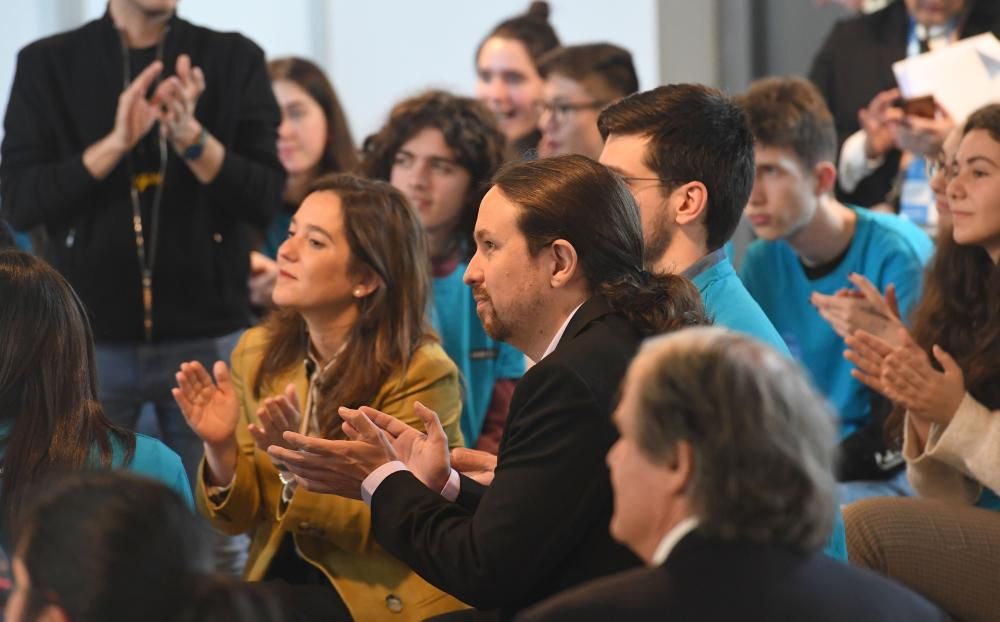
[{"xmin": 270, "ymin": 155, "xmax": 707, "ymax": 619}]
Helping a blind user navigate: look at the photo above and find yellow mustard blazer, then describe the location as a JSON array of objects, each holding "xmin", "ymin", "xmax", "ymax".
[{"xmin": 196, "ymin": 327, "xmax": 467, "ymax": 620}]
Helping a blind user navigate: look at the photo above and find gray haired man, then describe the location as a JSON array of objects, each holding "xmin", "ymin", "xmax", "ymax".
[{"xmin": 519, "ymin": 327, "xmax": 946, "ymax": 622}]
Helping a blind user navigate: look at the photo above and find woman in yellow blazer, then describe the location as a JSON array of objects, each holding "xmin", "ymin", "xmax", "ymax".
[{"xmin": 172, "ymin": 173, "xmax": 466, "ymax": 621}]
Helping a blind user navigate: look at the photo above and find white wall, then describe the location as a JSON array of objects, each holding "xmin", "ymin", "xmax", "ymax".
[
  {"xmin": 1, "ymin": 0, "xmax": 659, "ymax": 148},
  {"xmin": 327, "ymin": 0, "xmax": 658, "ymax": 140}
]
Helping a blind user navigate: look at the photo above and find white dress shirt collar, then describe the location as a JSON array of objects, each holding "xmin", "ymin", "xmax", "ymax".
[
  {"xmin": 651, "ymin": 517, "xmax": 700, "ymax": 566},
  {"xmin": 537, "ymin": 302, "xmax": 584, "ymax": 363}
]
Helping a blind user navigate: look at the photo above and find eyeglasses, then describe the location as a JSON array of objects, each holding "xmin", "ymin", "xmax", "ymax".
[
  {"xmin": 535, "ymin": 100, "xmax": 608, "ymax": 123},
  {"xmin": 925, "ymin": 155, "xmax": 955, "ymax": 180}
]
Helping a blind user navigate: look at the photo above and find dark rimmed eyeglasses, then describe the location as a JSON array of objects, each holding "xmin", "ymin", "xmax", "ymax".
[{"xmin": 535, "ymin": 100, "xmax": 608, "ymax": 123}]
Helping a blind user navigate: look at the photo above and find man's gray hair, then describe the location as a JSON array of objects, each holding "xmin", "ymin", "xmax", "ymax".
[{"xmin": 631, "ymin": 326, "xmax": 838, "ymax": 552}]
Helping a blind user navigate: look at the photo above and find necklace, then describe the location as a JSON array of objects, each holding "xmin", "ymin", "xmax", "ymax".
[{"xmin": 120, "ymin": 28, "xmax": 169, "ymax": 341}]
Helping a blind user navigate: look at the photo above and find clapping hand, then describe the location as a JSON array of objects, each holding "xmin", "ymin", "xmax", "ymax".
[
  {"xmin": 172, "ymin": 360, "xmax": 240, "ymax": 446},
  {"xmin": 157, "ymin": 54, "xmax": 207, "ymax": 151},
  {"xmin": 845, "ymin": 328, "xmax": 965, "ymax": 426},
  {"xmin": 267, "ymin": 401, "xmax": 453, "ymax": 499},
  {"xmin": 812, "ymin": 273, "xmax": 905, "ymax": 344},
  {"xmin": 172, "ymin": 360, "xmax": 240, "ymax": 485},
  {"xmin": 451, "ymin": 447, "xmax": 498, "ymax": 486},
  {"xmin": 110, "ymin": 61, "xmax": 165, "ymax": 152},
  {"xmin": 248, "ymin": 383, "xmax": 301, "ymax": 453}
]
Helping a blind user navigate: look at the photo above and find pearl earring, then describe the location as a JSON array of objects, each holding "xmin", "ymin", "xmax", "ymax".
[{"xmin": 354, "ymin": 287, "xmax": 364, "ymax": 297}]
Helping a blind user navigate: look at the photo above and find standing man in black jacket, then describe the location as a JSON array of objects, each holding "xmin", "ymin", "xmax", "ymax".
[
  {"xmin": 0, "ymin": 0, "xmax": 283, "ymax": 505},
  {"xmin": 269, "ymin": 155, "xmax": 708, "ymax": 619}
]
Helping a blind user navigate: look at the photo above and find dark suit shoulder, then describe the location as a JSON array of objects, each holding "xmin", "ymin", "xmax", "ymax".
[
  {"xmin": 519, "ymin": 534, "xmax": 946, "ymax": 622},
  {"xmin": 826, "ymin": 0, "xmax": 908, "ymax": 43},
  {"xmin": 16, "ymin": 18, "xmax": 102, "ymax": 63},
  {"xmin": 515, "ymin": 565, "xmax": 667, "ymax": 622},
  {"xmin": 964, "ymin": 0, "xmax": 1000, "ymax": 37}
]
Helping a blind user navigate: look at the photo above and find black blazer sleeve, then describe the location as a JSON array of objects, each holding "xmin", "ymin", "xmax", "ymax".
[
  {"xmin": 455, "ymin": 472, "xmax": 487, "ymax": 513},
  {"xmin": 370, "ymin": 361, "xmax": 621, "ymax": 610}
]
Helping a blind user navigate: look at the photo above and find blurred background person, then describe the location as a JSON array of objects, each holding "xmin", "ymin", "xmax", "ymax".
[
  {"xmin": 810, "ymin": 0, "xmax": 1000, "ymax": 221},
  {"xmin": 249, "ymin": 57, "xmax": 359, "ymax": 308},
  {"xmin": 5, "ymin": 472, "xmax": 207, "ymax": 622},
  {"xmin": 476, "ymin": 1, "xmax": 560, "ymax": 160},
  {"xmin": 738, "ymin": 77, "xmax": 933, "ymax": 501},
  {"xmin": 362, "ymin": 90, "xmax": 523, "ymax": 453},
  {"xmin": 536, "ymin": 43, "xmax": 638, "ymax": 159}
]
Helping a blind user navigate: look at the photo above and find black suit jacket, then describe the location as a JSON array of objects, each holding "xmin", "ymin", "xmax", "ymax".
[
  {"xmin": 517, "ymin": 530, "xmax": 948, "ymax": 622},
  {"xmin": 370, "ymin": 296, "xmax": 642, "ymax": 619},
  {"xmin": 809, "ymin": 0, "xmax": 1000, "ymax": 207}
]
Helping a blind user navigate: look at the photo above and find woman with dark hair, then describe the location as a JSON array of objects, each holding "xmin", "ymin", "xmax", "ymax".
[
  {"xmin": 250, "ymin": 57, "xmax": 358, "ymax": 306},
  {"xmin": 174, "ymin": 174, "xmax": 466, "ymax": 621},
  {"xmin": 842, "ymin": 104, "xmax": 1000, "ymax": 622},
  {"xmin": 0, "ymin": 250, "xmax": 191, "ymax": 541},
  {"xmin": 476, "ymin": 1, "xmax": 560, "ymax": 159},
  {"xmin": 4, "ymin": 472, "xmax": 207, "ymax": 622},
  {"xmin": 363, "ymin": 91, "xmax": 523, "ymax": 452}
]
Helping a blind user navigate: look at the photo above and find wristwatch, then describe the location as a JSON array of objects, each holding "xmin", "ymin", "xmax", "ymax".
[{"xmin": 182, "ymin": 127, "xmax": 208, "ymax": 161}]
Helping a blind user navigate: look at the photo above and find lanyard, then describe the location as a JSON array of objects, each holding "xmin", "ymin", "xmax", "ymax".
[{"xmin": 120, "ymin": 30, "xmax": 169, "ymax": 341}]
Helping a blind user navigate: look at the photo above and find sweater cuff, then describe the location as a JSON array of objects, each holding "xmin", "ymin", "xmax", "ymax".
[{"xmin": 923, "ymin": 393, "xmax": 988, "ymax": 468}]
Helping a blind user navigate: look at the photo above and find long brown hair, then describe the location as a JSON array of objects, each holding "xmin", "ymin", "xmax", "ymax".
[
  {"xmin": 887, "ymin": 106, "xmax": 1000, "ymax": 442},
  {"xmin": 268, "ymin": 57, "xmax": 359, "ymax": 181},
  {"xmin": 361, "ymin": 90, "xmax": 506, "ymax": 259},
  {"xmin": 493, "ymin": 155, "xmax": 708, "ymax": 336},
  {"xmin": 253, "ymin": 174, "xmax": 435, "ymax": 437},
  {"xmin": 0, "ymin": 251, "xmax": 134, "ymax": 533}
]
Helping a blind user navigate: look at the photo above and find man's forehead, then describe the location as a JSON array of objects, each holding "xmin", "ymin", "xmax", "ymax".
[
  {"xmin": 601, "ymin": 133, "xmax": 653, "ymax": 166},
  {"xmin": 475, "ymin": 186, "xmax": 518, "ymax": 232},
  {"xmin": 754, "ymin": 145, "xmax": 801, "ymax": 167}
]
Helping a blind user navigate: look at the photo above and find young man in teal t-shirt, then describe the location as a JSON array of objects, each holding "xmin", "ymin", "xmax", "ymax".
[
  {"xmin": 738, "ymin": 78, "xmax": 933, "ymax": 502},
  {"xmin": 362, "ymin": 91, "xmax": 524, "ymax": 452}
]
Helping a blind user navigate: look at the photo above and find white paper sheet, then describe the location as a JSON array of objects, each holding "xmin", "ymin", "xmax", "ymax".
[{"xmin": 892, "ymin": 33, "xmax": 1000, "ymax": 121}]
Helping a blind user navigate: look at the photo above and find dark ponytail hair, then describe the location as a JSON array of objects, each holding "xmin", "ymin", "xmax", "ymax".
[
  {"xmin": 492, "ymin": 155, "xmax": 708, "ymax": 336},
  {"xmin": 476, "ymin": 1, "xmax": 560, "ymax": 69}
]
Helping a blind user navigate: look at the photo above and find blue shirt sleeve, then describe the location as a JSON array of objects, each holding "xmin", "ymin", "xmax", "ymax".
[{"xmin": 126, "ymin": 434, "xmax": 195, "ymax": 509}]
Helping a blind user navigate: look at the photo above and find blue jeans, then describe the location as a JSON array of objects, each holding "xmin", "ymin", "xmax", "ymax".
[
  {"xmin": 95, "ymin": 330, "xmax": 247, "ymax": 575},
  {"xmin": 839, "ymin": 469, "xmax": 913, "ymax": 506},
  {"xmin": 96, "ymin": 330, "xmax": 243, "ymax": 485}
]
